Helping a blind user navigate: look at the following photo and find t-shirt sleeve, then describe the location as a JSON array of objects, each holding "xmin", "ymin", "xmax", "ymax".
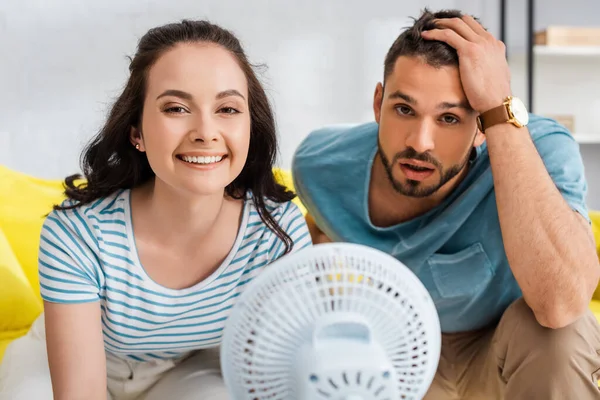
[
  {"xmin": 269, "ymin": 201, "xmax": 312, "ymax": 261},
  {"xmin": 533, "ymin": 125, "xmax": 589, "ymax": 222},
  {"xmin": 38, "ymin": 209, "xmax": 101, "ymax": 303}
]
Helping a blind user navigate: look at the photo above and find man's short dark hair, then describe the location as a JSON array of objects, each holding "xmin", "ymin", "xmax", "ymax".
[{"xmin": 383, "ymin": 8, "xmax": 475, "ymax": 83}]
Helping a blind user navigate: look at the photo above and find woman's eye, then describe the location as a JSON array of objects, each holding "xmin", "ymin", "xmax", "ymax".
[
  {"xmin": 164, "ymin": 106, "xmax": 188, "ymax": 114},
  {"xmin": 219, "ymin": 107, "xmax": 240, "ymax": 114},
  {"xmin": 442, "ymin": 115, "xmax": 459, "ymax": 125},
  {"xmin": 395, "ymin": 105, "xmax": 413, "ymax": 115}
]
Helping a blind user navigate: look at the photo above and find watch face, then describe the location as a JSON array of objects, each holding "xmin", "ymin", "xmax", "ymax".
[{"xmin": 509, "ymin": 97, "xmax": 529, "ymax": 127}]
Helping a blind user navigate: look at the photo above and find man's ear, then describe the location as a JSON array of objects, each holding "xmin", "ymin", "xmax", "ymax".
[
  {"xmin": 373, "ymin": 82, "xmax": 384, "ymax": 124},
  {"xmin": 473, "ymin": 127, "xmax": 486, "ymax": 147}
]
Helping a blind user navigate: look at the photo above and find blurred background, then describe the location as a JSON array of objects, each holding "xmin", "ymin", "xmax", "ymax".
[{"xmin": 1, "ymin": 0, "xmax": 599, "ymax": 208}]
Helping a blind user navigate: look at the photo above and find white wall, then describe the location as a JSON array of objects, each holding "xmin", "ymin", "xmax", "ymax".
[{"xmin": 1, "ymin": 0, "xmax": 599, "ymax": 207}]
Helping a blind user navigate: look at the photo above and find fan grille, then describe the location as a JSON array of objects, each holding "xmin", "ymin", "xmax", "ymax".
[
  {"xmin": 308, "ymin": 369, "xmax": 396, "ymax": 399},
  {"xmin": 221, "ymin": 243, "xmax": 440, "ymax": 399}
]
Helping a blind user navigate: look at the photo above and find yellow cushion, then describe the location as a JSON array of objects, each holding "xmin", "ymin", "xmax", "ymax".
[
  {"xmin": 0, "ymin": 225, "xmax": 43, "ymax": 361},
  {"xmin": 591, "ymin": 211, "xmax": 600, "ymax": 302},
  {"xmin": 590, "ymin": 300, "xmax": 600, "ymax": 321},
  {"xmin": 591, "ymin": 211, "xmax": 600, "ymax": 254},
  {"xmin": 0, "ymin": 166, "xmax": 66, "ymax": 295},
  {"xmin": 273, "ymin": 168, "xmax": 307, "ymax": 215}
]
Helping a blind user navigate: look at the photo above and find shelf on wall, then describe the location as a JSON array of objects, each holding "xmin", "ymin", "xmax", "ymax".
[
  {"xmin": 534, "ymin": 45, "xmax": 600, "ymax": 56},
  {"xmin": 572, "ymin": 133, "xmax": 600, "ymax": 144}
]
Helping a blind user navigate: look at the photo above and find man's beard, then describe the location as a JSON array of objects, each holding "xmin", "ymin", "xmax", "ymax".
[{"xmin": 378, "ymin": 141, "xmax": 473, "ymax": 198}]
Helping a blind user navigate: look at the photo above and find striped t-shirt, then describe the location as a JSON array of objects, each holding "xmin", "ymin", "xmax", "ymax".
[{"xmin": 38, "ymin": 189, "xmax": 311, "ymax": 362}]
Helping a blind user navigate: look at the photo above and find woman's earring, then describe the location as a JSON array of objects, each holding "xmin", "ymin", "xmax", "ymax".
[{"xmin": 135, "ymin": 143, "xmax": 140, "ymax": 150}]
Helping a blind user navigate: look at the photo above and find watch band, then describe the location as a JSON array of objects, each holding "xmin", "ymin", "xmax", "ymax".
[{"xmin": 477, "ymin": 102, "xmax": 510, "ymax": 132}]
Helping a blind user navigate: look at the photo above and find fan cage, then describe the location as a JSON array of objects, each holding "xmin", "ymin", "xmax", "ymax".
[{"xmin": 221, "ymin": 243, "xmax": 441, "ymax": 400}]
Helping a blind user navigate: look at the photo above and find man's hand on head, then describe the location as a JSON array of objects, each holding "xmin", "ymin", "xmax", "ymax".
[
  {"xmin": 421, "ymin": 15, "xmax": 511, "ymax": 114},
  {"xmin": 419, "ymin": 17, "xmax": 599, "ymax": 329}
]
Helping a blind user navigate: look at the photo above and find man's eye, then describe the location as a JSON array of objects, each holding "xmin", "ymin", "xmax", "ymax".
[
  {"xmin": 395, "ymin": 105, "xmax": 413, "ymax": 115},
  {"xmin": 442, "ymin": 115, "xmax": 459, "ymax": 124}
]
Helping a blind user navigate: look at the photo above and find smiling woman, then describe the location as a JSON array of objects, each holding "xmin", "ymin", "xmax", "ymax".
[
  {"xmin": 132, "ymin": 42, "xmax": 253, "ymax": 198},
  {"xmin": 0, "ymin": 20, "xmax": 311, "ymax": 400}
]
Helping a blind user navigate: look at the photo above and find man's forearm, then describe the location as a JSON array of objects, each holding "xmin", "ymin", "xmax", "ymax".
[
  {"xmin": 485, "ymin": 124, "xmax": 599, "ymax": 328},
  {"xmin": 419, "ymin": 14, "xmax": 598, "ymax": 328}
]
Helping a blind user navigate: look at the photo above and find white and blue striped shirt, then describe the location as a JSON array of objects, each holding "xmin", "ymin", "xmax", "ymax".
[{"xmin": 38, "ymin": 189, "xmax": 311, "ymax": 361}]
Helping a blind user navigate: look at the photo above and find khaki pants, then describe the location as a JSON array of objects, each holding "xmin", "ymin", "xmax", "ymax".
[
  {"xmin": 0, "ymin": 315, "xmax": 229, "ymax": 400},
  {"xmin": 424, "ymin": 298, "xmax": 600, "ymax": 399}
]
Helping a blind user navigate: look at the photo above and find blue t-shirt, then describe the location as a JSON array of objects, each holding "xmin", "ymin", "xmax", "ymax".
[{"xmin": 292, "ymin": 114, "xmax": 589, "ymax": 333}]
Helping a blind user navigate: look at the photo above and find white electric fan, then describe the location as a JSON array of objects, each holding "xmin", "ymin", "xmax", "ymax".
[{"xmin": 221, "ymin": 243, "xmax": 441, "ymax": 400}]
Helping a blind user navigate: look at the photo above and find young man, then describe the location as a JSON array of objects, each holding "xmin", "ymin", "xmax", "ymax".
[{"xmin": 292, "ymin": 9, "xmax": 600, "ymax": 399}]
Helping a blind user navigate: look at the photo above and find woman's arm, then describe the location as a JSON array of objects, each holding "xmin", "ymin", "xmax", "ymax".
[{"xmin": 44, "ymin": 301, "xmax": 107, "ymax": 400}]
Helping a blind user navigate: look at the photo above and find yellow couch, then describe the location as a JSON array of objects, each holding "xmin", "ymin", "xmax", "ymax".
[{"xmin": 1, "ymin": 165, "xmax": 600, "ymax": 362}]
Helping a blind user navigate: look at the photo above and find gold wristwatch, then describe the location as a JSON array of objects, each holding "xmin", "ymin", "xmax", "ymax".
[{"xmin": 477, "ymin": 96, "xmax": 529, "ymax": 132}]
